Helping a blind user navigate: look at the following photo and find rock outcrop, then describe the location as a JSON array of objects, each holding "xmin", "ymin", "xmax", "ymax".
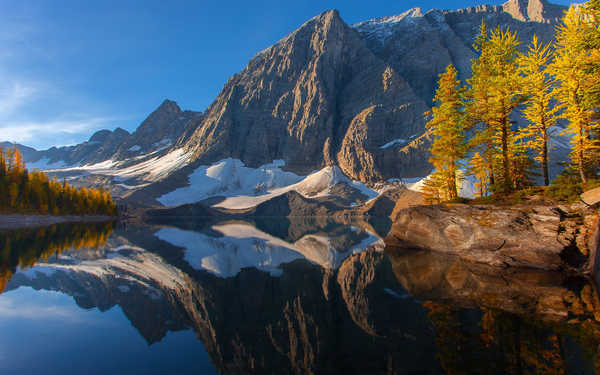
[{"xmin": 386, "ymin": 204, "xmax": 600, "ymax": 273}]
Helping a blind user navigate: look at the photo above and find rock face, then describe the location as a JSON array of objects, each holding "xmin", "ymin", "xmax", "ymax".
[
  {"xmin": 386, "ymin": 204, "xmax": 600, "ymax": 272},
  {"xmin": 181, "ymin": 10, "xmax": 429, "ymax": 182},
  {"xmin": 176, "ymin": 0, "xmax": 567, "ymax": 184},
  {"xmin": 354, "ymin": 0, "xmax": 561, "ymax": 106}
]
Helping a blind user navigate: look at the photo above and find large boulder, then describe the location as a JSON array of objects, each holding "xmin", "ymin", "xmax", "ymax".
[
  {"xmin": 385, "ymin": 204, "xmax": 599, "ymax": 272},
  {"xmin": 582, "ymin": 187, "xmax": 600, "ymax": 207}
]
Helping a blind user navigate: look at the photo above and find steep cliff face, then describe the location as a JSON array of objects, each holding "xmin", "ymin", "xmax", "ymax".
[
  {"xmin": 182, "ymin": 10, "xmax": 429, "ymax": 182},
  {"xmin": 355, "ymin": 0, "xmax": 564, "ymax": 106}
]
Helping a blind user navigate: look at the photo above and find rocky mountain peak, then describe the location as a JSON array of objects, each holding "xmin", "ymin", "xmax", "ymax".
[
  {"xmin": 502, "ymin": 0, "xmax": 564, "ymax": 23},
  {"xmin": 156, "ymin": 99, "xmax": 182, "ymax": 114},
  {"xmin": 113, "ymin": 127, "xmax": 130, "ymax": 137},
  {"xmin": 353, "ymin": 8, "xmax": 425, "ymax": 36},
  {"xmin": 133, "ymin": 100, "xmax": 183, "ymax": 136},
  {"xmin": 89, "ymin": 129, "xmax": 112, "ymax": 143},
  {"xmin": 182, "ymin": 6, "xmax": 429, "ymax": 181}
]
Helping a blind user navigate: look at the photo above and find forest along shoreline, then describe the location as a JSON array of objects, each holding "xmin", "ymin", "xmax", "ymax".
[
  {"xmin": 0, "ymin": 214, "xmax": 117, "ymax": 230},
  {"xmin": 0, "ymin": 146, "xmax": 119, "ymax": 229}
]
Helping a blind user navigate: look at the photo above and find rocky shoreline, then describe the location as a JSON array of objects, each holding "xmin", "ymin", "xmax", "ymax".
[
  {"xmin": 385, "ymin": 203, "xmax": 600, "ymax": 276},
  {"xmin": 0, "ymin": 214, "xmax": 117, "ymax": 230}
]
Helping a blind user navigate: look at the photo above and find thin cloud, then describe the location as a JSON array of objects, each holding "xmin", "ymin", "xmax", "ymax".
[
  {"xmin": 0, "ymin": 81, "xmax": 38, "ymax": 115},
  {"xmin": 0, "ymin": 116, "xmax": 125, "ymax": 147}
]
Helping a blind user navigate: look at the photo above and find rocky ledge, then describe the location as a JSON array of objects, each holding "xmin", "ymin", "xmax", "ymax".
[{"xmin": 385, "ymin": 204, "xmax": 600, "ymax": 275}]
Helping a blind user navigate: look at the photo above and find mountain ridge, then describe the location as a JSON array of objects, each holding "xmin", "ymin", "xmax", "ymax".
[{"xmin": 3, "ymin": 0, "xmax": 570, "ymax": 207}]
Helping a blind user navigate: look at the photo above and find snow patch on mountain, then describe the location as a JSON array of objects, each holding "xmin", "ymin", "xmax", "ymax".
[
  {"xmin": 379, "ymin": 139, "xmax": 408, "ymax": 149},
  {"xmin": 158, "ymin": 158, "xmax": 302, "ymax": 207},
  {"xmin": 26, "ymin": 158, "xmax": 72, "ymax": 171},
  {"xmin": 353, "ymin": 8, "xmax": 424, "ymax": 44},
  {"xmin": 48, "ymin": 148, "xmax": 192, "ymax": 184},
  {"xmin": 158, "ymin": 160, "xmax": 380, "ymax": 209}
]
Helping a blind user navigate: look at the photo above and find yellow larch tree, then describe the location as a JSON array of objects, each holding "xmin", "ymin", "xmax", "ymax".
[
  {"xmin": 551, "ymin": 6, "xmax": 600, "ymax": 183},
  {"xmin": 518, "ymin": 35, "xmax": 558, "ymax": 186},
  {"xmin": 426, "ymin": 65, "xmax": 468, "ymax": 200}
]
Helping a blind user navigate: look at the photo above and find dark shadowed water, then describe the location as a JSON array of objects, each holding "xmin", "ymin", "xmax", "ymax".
[{"xmin": 0, "ymin": 218, "xmax": 599, "ymax": 375}]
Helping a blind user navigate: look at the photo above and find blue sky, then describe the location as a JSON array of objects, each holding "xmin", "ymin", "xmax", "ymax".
[{"xmin": 0, "ymin": 0, "xmax": 577, "ymax": 149}]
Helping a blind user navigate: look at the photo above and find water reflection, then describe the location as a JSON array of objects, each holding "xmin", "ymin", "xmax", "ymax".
[
  {"xmin": 154, "ymin": 220, "xmax": 382, "ymax": 277},
  {"xmin": 0, "ymin": 219, "xmax": 599, "ymax": 374},
  {"xmin": 387, "ymin": 247, "xmax": 600, "ymax": 374},
  {"xmin": 0, "ymin": 221, "xmax": 115, "ymax": 293}
]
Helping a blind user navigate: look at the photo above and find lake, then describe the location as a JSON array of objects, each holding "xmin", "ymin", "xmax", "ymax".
[{"xmin": 0, "ymin": 219, "xmax": 599, "ymax": 374}]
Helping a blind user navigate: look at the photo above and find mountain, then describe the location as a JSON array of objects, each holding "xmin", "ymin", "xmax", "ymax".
[
  {"xmin": 5, "ymin": 0, "xmax": 570, "ymax": 208},
  {"xmin": 180, "ymin": 10, "xmax": 429, "ymax": 182},
  {"xmin": 354, "ymin": 0, "xmax": 561, "ymax": 106},
  {"xmin": 15, "ymin": 100, "xmax": 203, "ymax": 170}
]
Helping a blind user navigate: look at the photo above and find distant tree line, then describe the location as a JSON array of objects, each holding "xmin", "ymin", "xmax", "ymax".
[
  {"xmin": 424, "ymin": 2, "xmax": 600, "ymax": 203},
  {"xmin": 0, "ymin": 147, "xmax": 118, "ymax": 216}
]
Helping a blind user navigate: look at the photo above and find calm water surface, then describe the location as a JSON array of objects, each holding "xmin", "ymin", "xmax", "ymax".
[{"xmin": 0, "ymin": 218, "xmax": 599, "ymax": 374}]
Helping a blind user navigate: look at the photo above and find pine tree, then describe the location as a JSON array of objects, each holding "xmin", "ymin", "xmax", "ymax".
[
  {"xmin": 466, "ymin": 24, "xmax": 527, "ymax": 193},
  {"xmin": 426, "ymin": 65, "xmax": 468, "ymax": 200},
  {"xmin": 486, "ymin": 27, "xmax": 525, "ymax": 192},
  {"xmin": 582, "ymin": 1, "xmax": 600, "ymax": 164},
  {"xmin": 421, "ymin": 172, "xmax": 445, "ymax": 204},
  {"xmin": 552, "ymin": 6, "xmax": 600, "ymax": 183},
  {"xmin": 518, "ymin": 35, "xmax": 558, "ymax": 186},
  {"xmin": 466, "ymin": 21, "xmax": 496, "ymax": 186},
  {"xmin": 469, "ymin": 152, "xmax": 489, "ymax": 197}
]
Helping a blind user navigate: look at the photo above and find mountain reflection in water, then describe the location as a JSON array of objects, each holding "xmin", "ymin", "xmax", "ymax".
[{"xmin": 0, "ymin": 218, "xmax": 599, "ymax": 374}]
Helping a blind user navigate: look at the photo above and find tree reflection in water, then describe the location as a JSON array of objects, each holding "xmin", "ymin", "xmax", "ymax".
[
  {"xmin": 386, "ymin": 246, "xmax": 600, "ymax": 374},
  {"xmin": 0, "ymin": 221, "xmax": 115, "ymax": 293}
]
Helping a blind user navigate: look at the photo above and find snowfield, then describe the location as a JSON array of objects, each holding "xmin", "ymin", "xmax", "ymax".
[
  {"xmin": 43, "ymin": 148, "xmax": 192, "ymax": 183},
  {"xmin": 26, "ymin": 158, "xmax": 72, "ymax": 171},
  {"xmin": 158, "ymin": 159, "xmax": 380, "ymax": 209}
]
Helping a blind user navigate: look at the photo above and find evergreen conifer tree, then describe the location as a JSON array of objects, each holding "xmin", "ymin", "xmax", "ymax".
[{"xmin": 426, "ymin": 65, "xmax": 468, "ymax": 200}]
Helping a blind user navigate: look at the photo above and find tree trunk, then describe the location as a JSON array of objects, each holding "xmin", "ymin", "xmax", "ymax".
[
  {"xmin": 542, "ymin": 131, "xmax": 549, "ymax": 186},
  {"xmin": 501, "ymin": 120, "xmax": 511, "ymax": 192},
  {"xmin": 449, "ymin": 160, "xmax": 458, "ymax": 199},
  {"xmin": 486, "ymin": 138, "xmax": 495, "ymax": 186},
  {"xmin": 579, "ymin": 126, "xmax": 588, "ymax": 184}
]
